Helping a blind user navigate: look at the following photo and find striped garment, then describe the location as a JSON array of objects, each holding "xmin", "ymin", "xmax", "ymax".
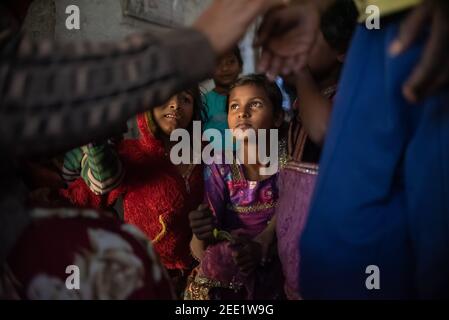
[
  {"xmin": 62, "ymin": 148, "xmax": 84, "ymax": 184},
  {"xmin": 0, "ymin": 12, "xmax": 215, "ymax": 157},
  {"xmin": 0, "ymin": 4, "xmax": 215, "ymax": 264},
  {"xmin": 62, "ymin": 140, "xmax": 124, "ymax": 195}
]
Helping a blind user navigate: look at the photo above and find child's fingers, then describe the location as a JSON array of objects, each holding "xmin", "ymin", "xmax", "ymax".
[
  {"xmin": 189, "ymin": 209, "xmax": 213, "ymax": 224},
  {"xmin": 192, "ymin": 224, "xmax": 215, "ymax": 235},
  {"xmin": 257, "ymin": 50, "xmax": 273, "ymax": 74},
  {"xmin": 189, "ymin": 216, "xmax": 214, "ymax": 229},
  {"xmin": 198, "ymin": 231, "xmax": 215, "ymax": 241},
  {"xmin": 239, "ymin": 261, "xmax": 257, "ymax": 275},
  {"xmin": 282, "ymin": 57, "xmax": 296, "ymax": 75},
  {"xmin": 389, "ymin": 3, "xmax": 429, "ymax": 57},
  {"xmin": 197, "ymin": 203, "xmax": 210, "ymax": 211},
  {"xmin": 233, "ymin": 254, "xmax": 253, "ymax": 268},
  {"xmin": 402, "ymin": 14, "xmax": 448, "ymax": 103},
  {"xmin": 267, "ymin": 54, "xmax": 283, "ymax": 80},
  {"xmin": 191, "ymin": 221, "xmax": 215, "ymax": 241},
  {"xmin": 255, "ymin": 9, "xmax": 281, "ymax": 47}
]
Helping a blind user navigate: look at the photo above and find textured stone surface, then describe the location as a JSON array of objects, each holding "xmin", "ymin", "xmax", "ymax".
[
  {"xmin": 54, "ymin": 0, "xmax": 213, "ymax": 43},
  {"xmin": 27, "ymin": 0, "xmax": 254, "ymax": 73},
  {"xmin": 23, "ymin": 0, "xmax": 56, "ymax": 40},
  {"xmin": 55, "ymin": 0, "xmax": 167, "ymax": 42}
]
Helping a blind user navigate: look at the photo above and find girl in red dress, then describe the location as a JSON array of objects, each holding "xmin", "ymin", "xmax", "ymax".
[{"xmin": 61, "ymin": 88, "xmax": 206, "ymax": 296}]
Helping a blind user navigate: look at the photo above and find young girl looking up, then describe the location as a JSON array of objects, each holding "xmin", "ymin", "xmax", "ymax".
[{"xmin": 186, "ymin": 74, "xmax": 287, "ymax": 300}]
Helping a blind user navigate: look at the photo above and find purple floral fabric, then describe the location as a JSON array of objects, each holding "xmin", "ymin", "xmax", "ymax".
[{"xmin": 198, "ymin": 161, "xmax": 283, "ymax": 299}]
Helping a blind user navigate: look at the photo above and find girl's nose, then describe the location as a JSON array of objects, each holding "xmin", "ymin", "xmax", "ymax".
[
  {"xmin": 169, "ymin": 99, "xmax": 180, "ymax": 110},
  {"xmin": 238, "ymin": 110, "xmax": 250, "ymax": 119}
]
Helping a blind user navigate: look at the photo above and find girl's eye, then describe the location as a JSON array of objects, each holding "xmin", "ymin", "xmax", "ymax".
[
  {"xmin": 249, "ymin": 101, "xmax": 263, "ymax": 109},
  {"xmin": 180, "ymin": 95, "xmax": 192, "ymax": 104},
  {"xmin": 226, "ymin": 58, "xmax": 237, "ymax": 66},
  {"xmin": 230, "ymin": 104, "xmax": 239, "ymax": 110}
]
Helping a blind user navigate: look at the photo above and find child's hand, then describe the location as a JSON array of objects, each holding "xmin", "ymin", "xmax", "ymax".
[
  {"xmin": 282, "ymin": 66, "xmax": 313, "ymax": 90},
  {"xmin": 230, "ymin": 235, "xmax": 263, "ymax": 276},
  {"xmin": 189, "ymin": 204, "xmax": 216, "ymax": 242},
  {"xmin": 294, "ymin": 66, "xmax": 314, "ymax": 84},
  {"xmin": 256, "ymin": 2, "xmax": 321, "ymax": 77},
  {"xmin": 390, "ymin": 0, "xmax": 449, "ymax": 103},
  {"xmin": 194, "ymin": 0, "xmax": 288, "ymax": 56}
]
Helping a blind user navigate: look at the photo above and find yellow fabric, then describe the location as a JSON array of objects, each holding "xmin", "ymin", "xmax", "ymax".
[{"xmin": 354, "ymin": 0, "xmax": 422, "ymax": 22}]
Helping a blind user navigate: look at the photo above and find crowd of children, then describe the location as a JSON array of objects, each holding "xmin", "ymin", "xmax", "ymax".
[
  {"xmin": 2, "ymin": 0, "xmax": 448, "ymax": 300},
  {"xmin": 20, "ymin": 0, "xmax": 357, "ymax": 300}
]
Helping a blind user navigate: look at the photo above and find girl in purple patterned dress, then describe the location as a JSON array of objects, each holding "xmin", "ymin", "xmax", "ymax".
[{"xmin": 185, "ymin": 74, "xmax": 287, "ymax": 300}]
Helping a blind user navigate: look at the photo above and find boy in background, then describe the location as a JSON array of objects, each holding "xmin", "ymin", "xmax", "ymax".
[{"xmin": 204, "ymin": 47, "xmax": 243, "ymax": 150}]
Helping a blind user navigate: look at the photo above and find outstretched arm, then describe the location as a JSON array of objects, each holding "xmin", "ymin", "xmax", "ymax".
[
  {"xmin": 390, "ymin": 0, "xmax": 449, "ymax": 103},
  {"xmin": 0, "ymin": 28, "xmax": 215, "ymax": 156},
  {"xmin": 0, "ymin": 0, "xmax": 287, "ymax": 157},
  {"xmin": 295, "ymin": 68, "xmax": 333, "ymax": 146}
]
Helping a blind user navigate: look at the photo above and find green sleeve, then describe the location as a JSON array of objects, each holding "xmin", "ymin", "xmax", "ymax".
[
  {"xmin": 62, "ymin": 148, "xmax": 84, "ymax": 184},
  {"xmin": 80, "ymin": 142, "xmax": 124, "ymax": 195}
]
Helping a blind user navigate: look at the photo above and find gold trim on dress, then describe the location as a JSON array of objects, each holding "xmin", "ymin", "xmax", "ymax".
[
  {"xmin": 229, "ymin": 138, "xmax": 288, "ymax": 182},
  {"xmin": 278, "ymin": 138, "xmax": 288, "ymax": 170},
  {"xmin": 227, "ymin": 201, "xmax": 278, "ymax": 214},
  {"xmin": 284, "ymin": 162, "xmax": 319, "ymax": 175},
  {"xmin": 184, "ymin": 269, "xmax": 244, "ymax": 300},
  {"xmin": 230, "ymin": 162, "xmax": 243, "ymax": 182}
]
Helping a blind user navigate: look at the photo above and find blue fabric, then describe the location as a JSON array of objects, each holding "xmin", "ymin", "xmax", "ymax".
[
  {"xmin": 204, "ymin": 90, "xmax": 228, "ymax": 133},
  {"xmin": 299, "ymin": 21, "xmax": 449, "ymax": 299},
  {"xmin": 203, "ymin": 90, "xmax": 234, "ymax": 151}
]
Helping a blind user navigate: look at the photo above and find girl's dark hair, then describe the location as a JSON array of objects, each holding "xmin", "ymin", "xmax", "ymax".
[
  {"xmin": 182, "ymin": 86, "xmax": 208, "ymax": 136},
  {"xmin": 227, "ymin": 74, "xmax": 284, "ymax": 117},
  {"xmin": 321, "ymin": 0, "xmax": 358, "ymax": 53},
  {"xmin": 152, "ymin": 86, "xmax": 206, "ymax": 134}
]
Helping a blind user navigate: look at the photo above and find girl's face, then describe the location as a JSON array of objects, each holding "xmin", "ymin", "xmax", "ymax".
[
  {"xmin": 227, "ymin": 84, "xmax": 282, "ymax": 139},
  {"xmin": 213, "ymin": 53, "xmax": 242, "ymax": 88},
  {"xmin": 152, "ymin": 91, "xmax": 194, "ymax": 136}
]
